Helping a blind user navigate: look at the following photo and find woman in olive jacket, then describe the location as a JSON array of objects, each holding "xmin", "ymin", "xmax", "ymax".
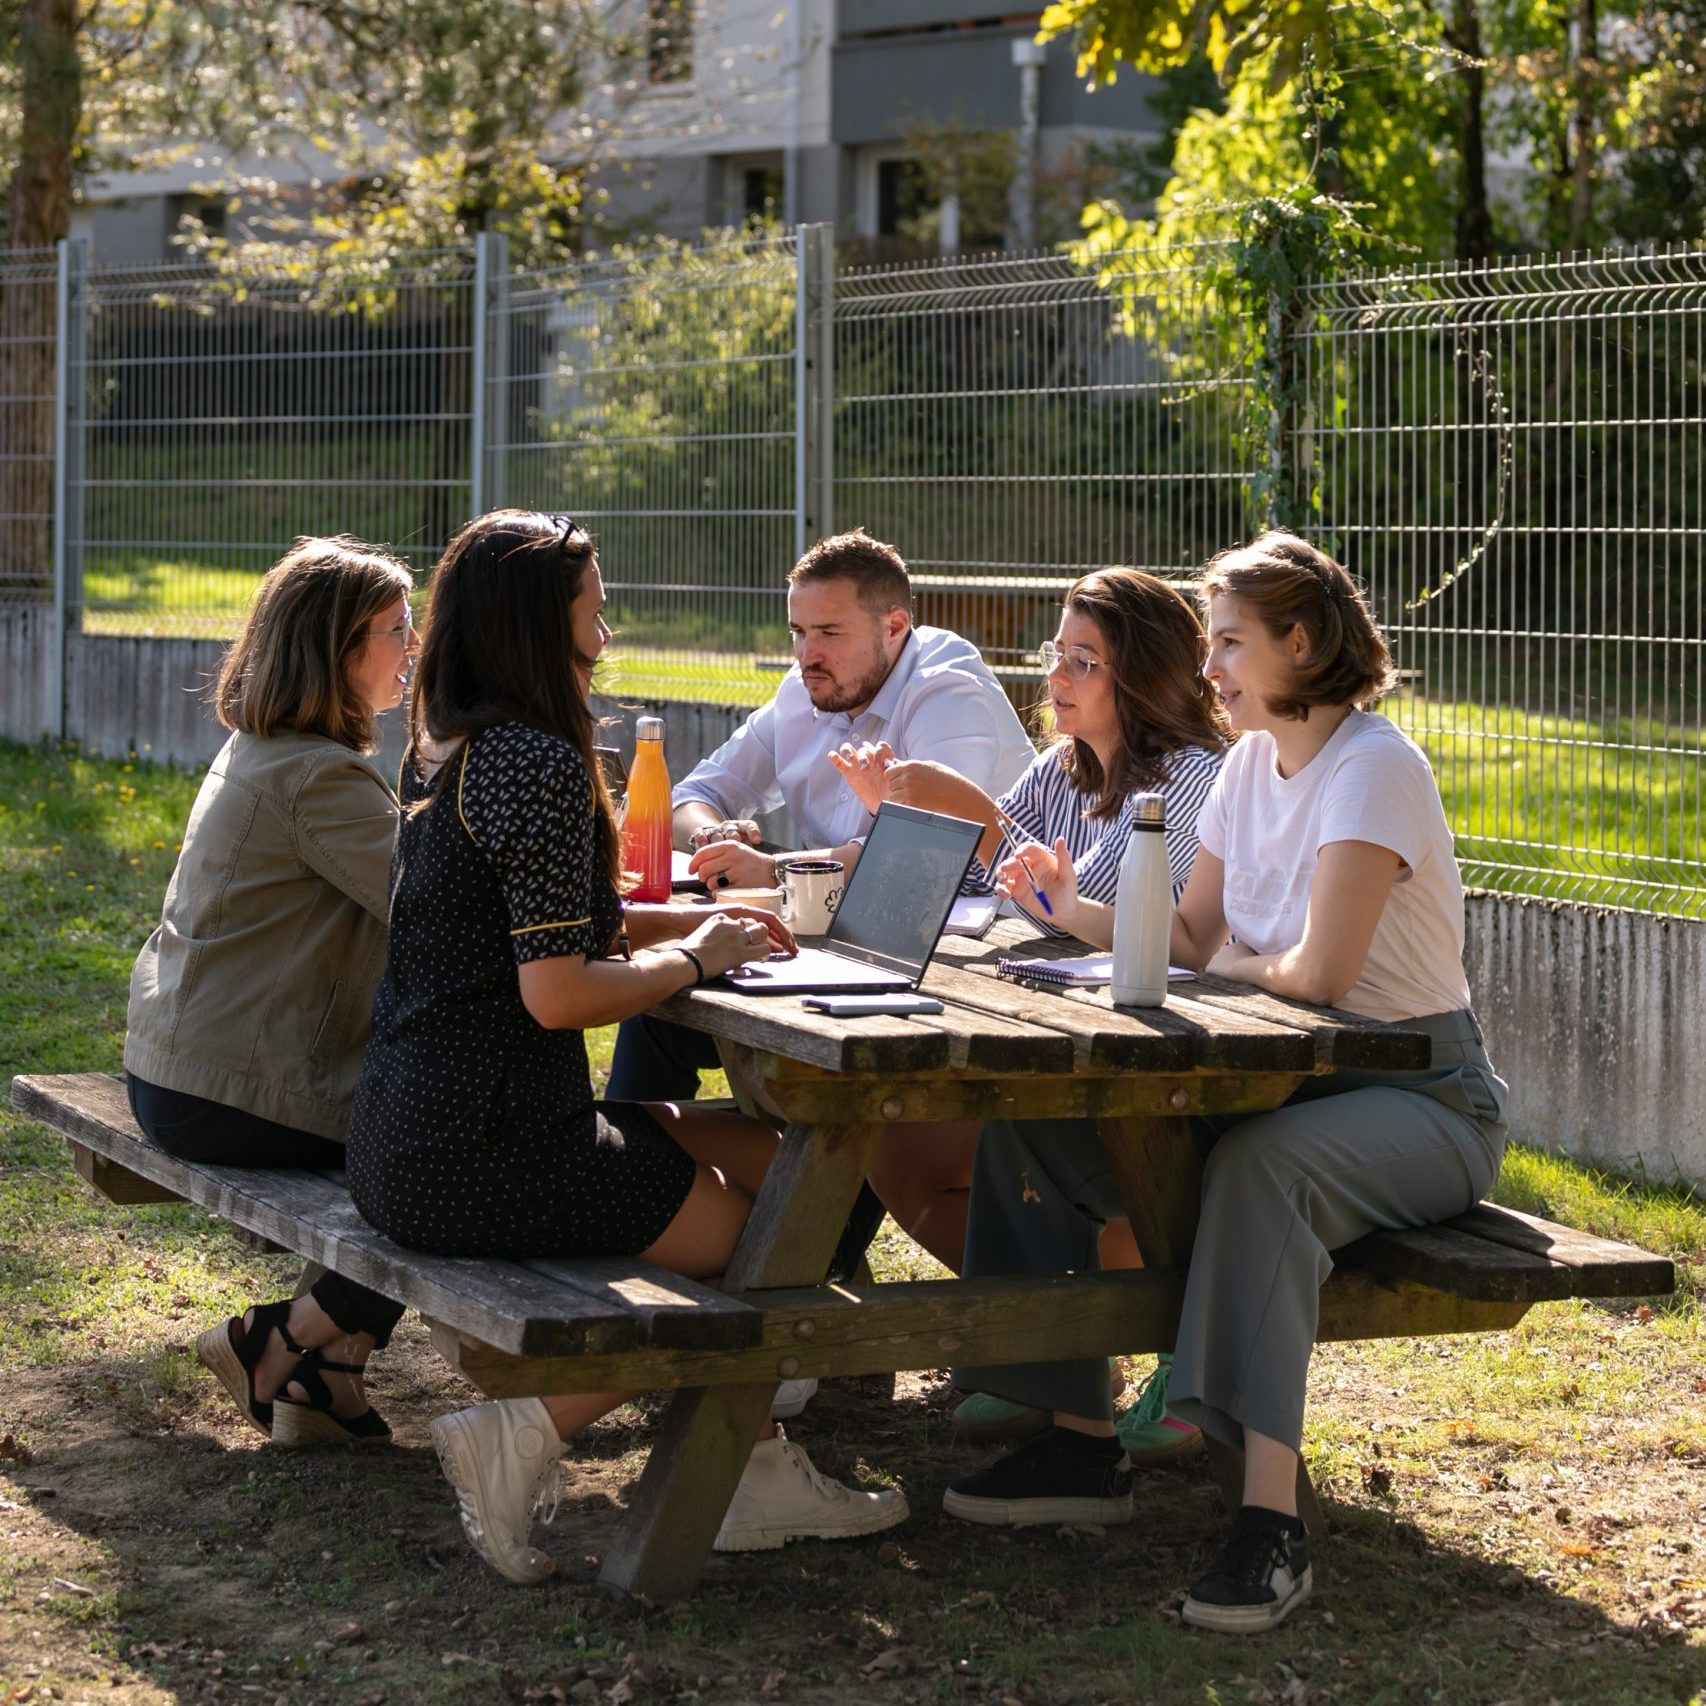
[{"xmin": 126, "ymin": 536, "xmax": 416, "ymax": 1447}]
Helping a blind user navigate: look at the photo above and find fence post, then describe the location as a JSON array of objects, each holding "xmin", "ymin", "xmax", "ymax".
[
  {"xmin": 51, "ymin": 236, "xmax": 87, "ymax": 742},
  {"xmin": 795, "ymin": 223, "xmax": 834, "ymax": 554},
  {"xmin": 470, "ymin": 231, "xmax": 510, "ymax": 519}
]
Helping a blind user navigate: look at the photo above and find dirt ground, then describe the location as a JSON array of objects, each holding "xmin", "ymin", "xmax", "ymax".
[{"xmin": 3, "ymin": 1309, "xmax": 1703, "ymax": 1706}]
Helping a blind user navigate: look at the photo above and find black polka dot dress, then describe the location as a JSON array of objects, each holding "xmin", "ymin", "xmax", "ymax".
[{"xmin": 347, "ymin": 722, "xmax": 697, "ymax": 1259}]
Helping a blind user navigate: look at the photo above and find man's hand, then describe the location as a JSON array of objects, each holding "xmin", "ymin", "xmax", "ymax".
[
  {"xmin": 827, "ymin": 740, "xmax": 895, "ymax": 814},
  {"xmin": 687, "ymin": 837, "xmax": 778, "ymax": 891},
  {"xmin": 686, "ymin": 818, "xmax": 764, "ymax": 852}
]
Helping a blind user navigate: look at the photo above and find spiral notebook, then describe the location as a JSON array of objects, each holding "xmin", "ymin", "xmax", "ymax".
[{"xmin": 995, "ymin": 954, "xmax": 1195, "ymax": 987}]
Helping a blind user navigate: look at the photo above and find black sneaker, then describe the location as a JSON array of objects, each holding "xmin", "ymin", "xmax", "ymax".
[
  {"xmin": 1181, "ymin": 1507, "xmax": 1313, "ymax": 1633},
  {"xmin": 941, "ymin": 1426, "xmax": 1133, "ymax": 1528}
]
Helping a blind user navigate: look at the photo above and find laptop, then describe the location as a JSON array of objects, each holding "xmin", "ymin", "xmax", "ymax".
[{"xmin": 716, "ymin": 802, "xmax": 983, "ymax": 995}]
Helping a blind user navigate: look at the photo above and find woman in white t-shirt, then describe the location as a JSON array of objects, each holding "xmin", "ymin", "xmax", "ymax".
[{"xmin": 940, "ymin": 532, "xmax": 1508, "ymax": 1637}]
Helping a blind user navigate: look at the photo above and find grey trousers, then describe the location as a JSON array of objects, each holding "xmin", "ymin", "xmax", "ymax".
[{"xmin": 952, "ymin": 1010, "xmax": 1508, "ymax": 1451}]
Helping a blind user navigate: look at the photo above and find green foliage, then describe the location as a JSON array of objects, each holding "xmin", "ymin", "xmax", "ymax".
[{"xmin": 1037, "ymin": 0, "xmax": 1340, "ymax": 89}]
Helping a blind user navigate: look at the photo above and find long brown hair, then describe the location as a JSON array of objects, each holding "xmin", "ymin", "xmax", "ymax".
[
  {"xmin": 1198, "ymin": 531, "xmax": 1395, "ymax": 719},
  {"xmin": 409, "ymin": 510, "xmax": 622, "ymax": 887},
  {"xmin": 1051, "ymin": 568, "xmax": 1231, "ymax": 819},
  {"xmin": 213, "ymin": 536, "xmax": 414, "ymax": 753}
]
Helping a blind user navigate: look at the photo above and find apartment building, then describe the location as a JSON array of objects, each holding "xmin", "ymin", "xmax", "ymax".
[{"xmin": 75, "ymin": 0, "xmax": 1163, "ymax": 262}]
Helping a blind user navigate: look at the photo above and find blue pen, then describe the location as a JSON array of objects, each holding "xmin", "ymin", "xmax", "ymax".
[{"xmin": 993, "ymin": 804, "xmax": 1054, "ymax": 918}]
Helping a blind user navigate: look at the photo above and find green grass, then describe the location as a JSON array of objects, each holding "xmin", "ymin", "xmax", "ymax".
[
  {"xmin": 1397, "ymin": 692, "xmax": 1706, "ymax": 916},
  {"xmin": 2, "ymin": 738, "xmax": 1703, "ymax": 1704}
]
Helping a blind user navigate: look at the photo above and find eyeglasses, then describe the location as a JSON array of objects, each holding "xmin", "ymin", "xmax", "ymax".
[
  {"xmin": 1037, "ymin": 641, "xmax": 1105, "ymax": 682},
  {"xmin": 373, "ymin": 613, "xmax": 418, "ymax": 643},
  {"xmin": 548, "ymin": 513, "xmax": 583, "ymax": 543}
]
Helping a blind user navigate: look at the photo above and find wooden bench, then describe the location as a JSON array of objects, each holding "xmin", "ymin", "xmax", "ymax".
[{"xmin": 11, "ymin": 1069, "xmax": 1676, "ymax": 1594}]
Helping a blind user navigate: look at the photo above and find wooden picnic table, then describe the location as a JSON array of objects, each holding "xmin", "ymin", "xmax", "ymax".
[
  {"xmin": 546, "ymin": 916, "xmax": 1442, "ymax": 1596},
  {"xmin": 19, "ymin": 910, "xmax": 1674, "ymax": 1602}
]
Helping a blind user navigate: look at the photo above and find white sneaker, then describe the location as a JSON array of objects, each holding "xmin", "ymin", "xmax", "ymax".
[
  {"xmin": 430, "ymin": 1397, "xmax": 565, "ymax": 1586},
  {"xmin": 770, "ymin": 1376, "xmax": 818, "ymax": 1419},
  {"xmin": 713, "ymin": 1426, "xmax": 908, "ymax": 1552}
]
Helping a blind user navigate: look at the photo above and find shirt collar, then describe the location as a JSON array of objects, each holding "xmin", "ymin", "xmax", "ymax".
[{"xmin": 823, "ymin": 627, "xmax": 919, "ymax": 733}]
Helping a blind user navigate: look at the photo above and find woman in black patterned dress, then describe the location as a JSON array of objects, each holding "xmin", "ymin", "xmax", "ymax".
[{"xmin": 346, "ymin": 511, "xmax": 907, "ymax": 1585}]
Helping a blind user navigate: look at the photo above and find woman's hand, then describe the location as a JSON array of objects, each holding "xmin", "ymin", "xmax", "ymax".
[
  {"xmin": 710, "ymin": 901, "xmax": 797, "ymax": 958},
  {"xmin": 1205, "ymin": 939, "xmax": 1257, "ymax": 979},
  {"xmin": 882, "ymin": 758, "xmax": 987, "ymax": 816},
  {"xmin": 995, "ymin": 835, "xmax": 1081, "ymax": 923},
  {"xmin": 827, "ymin": 740, "xmax": 895, "ymax": 814},
  {"xmin": 681, "ymin": 910, "xmax": 779, "ymax": 979}
]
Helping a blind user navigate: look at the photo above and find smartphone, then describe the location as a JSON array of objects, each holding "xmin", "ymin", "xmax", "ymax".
[{"xmin": 800, "ymin": 993, "xmax": 945, "ymax": 1016}]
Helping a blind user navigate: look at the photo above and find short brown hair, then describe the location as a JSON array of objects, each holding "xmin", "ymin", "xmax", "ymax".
[
  {"xmin": 1053, "ymin": 568, "xmax": 1231, "ymax": 819},
  {"xmin": 788, "ymin": 528, "xmax": 911, "ymax": 614},
  {"xmin": 1198, "ymin": 531, "xmax": 1395, "ymax": 719},
  {"xmin": 214, "ymin": 536, "xmax": 414, "ymax": 752}
]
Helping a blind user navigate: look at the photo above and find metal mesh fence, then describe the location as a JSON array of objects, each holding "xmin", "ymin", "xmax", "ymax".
[
  {"xmin": 3, "ymin": 230, "xmax": 1702, "ymax": 912},
  {"xmin": 491, "ymin": 233, "xmax": 800, "ymax": 705},
  {"xmin": 1298, "ymin": 249, "xmax": 1705, "ymax": 913},
  {"xmin": 74, "ymin": 253, "xmax": 476, "ymax": 633},
  {"xmin": 0, "ymin": 246, "xmax": 60, "ymax": 603},
  {"xmin": 832, "ymin": 243, "xmax": 1257, "ymax": 700}
]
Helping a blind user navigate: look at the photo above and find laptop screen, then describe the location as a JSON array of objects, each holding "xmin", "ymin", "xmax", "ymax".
[{"xmin": 826, "ymin": 803, "xmax": 984, "ymax": 974}]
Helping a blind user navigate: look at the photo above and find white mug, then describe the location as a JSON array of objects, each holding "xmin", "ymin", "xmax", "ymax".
[
  {"xmin": 780, "ymin": 859, "xmax": 843, "ymax": 935},
  {"xmin": 719, "ymin": 886, "xmax": 785, "ymax": 916}
]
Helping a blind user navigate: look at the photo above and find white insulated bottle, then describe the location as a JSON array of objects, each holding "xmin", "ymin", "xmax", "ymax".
[{"xmin": 1110, "ymin": 792, "xmax": 1170, "ymax": 1007}]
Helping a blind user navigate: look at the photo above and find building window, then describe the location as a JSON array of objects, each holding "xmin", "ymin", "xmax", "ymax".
[
  {"xmin": 647, "ymin": 0, "xmax": 693, "ymax": 84},
  {"xmin": 875, "ymin": 158, "xmax": 929, "ymax": 237},
  {"xmin": 174, "ymin": 195, "xmax": 228, "ymax": 241},
  {"xmin": 742, "ymin": 166, "xmax": 783, "ymax": 222}
]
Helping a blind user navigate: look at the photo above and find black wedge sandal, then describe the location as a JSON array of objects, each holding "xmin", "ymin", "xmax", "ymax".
[
  {"xmin": 272, "ymin": 1351, "xmax": 393, "ymax": 1448},
  {"xmin": 194, "ymin": 1298, "xmax": 305, "ymax": 1438}
]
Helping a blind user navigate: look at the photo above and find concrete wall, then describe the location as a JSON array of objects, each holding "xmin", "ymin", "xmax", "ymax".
[
  {"xmin": 1, "ymin": 609, "xmax": 1696, "ymax": 1189},
  {"xmin": 1465, "ymin": 894, "xmax": 1705, "ymax": 1187}
]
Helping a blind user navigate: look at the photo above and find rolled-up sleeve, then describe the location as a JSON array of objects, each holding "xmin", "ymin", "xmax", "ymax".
[{"xmin": 672, "ymin": 698, "xmax": 785, "ymax": 822}]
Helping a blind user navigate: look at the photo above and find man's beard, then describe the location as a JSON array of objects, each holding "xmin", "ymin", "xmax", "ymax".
[{"xmin": 802, "ymin": 653, "xmax": 891, "ymax": 714}]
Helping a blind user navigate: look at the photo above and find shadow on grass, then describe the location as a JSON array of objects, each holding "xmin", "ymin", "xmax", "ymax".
[{"xmin": 3, "ymin": 1361, "xmax": 1700, "ymax": 1706}]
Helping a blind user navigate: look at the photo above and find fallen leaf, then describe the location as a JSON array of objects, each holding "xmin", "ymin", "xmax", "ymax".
[{"xmin": 862, "ymin": 1648, "xmax": 905, "ymax": 1676}]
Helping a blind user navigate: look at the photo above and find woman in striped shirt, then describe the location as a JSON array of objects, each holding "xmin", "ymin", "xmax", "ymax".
[{"xmin": 830, "ymin": 568, "xmax": 1230, "ymax": 1451}]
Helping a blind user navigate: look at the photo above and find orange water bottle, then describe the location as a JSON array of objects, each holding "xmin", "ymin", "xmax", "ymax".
[{"xmin": 621, "ymin": 714, "xmax": 672, "ymax": 902}]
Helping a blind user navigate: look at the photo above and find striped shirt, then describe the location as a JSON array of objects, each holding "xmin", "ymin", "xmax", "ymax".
[{"xmin": 979, "ymin": 742, "xmax": 1226, "ymax": 936}]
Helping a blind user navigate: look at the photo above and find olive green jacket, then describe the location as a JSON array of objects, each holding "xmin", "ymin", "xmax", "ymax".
[{"xmin": 124, "ymin": 730, "xmax": 398, "ymax": 1140}]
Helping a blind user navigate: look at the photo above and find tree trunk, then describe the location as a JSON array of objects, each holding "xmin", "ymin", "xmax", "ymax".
[
  {"xmin": 1448, "ymin": 0, "xmax": 1495, "ymax": 260},
  {"xmin": 0, "ymin": 0, "xmax": 80, "ymax": 595},
  {"xmin": 1567, "ymin": 0, "xmax": 1598, "ymax": 248}
]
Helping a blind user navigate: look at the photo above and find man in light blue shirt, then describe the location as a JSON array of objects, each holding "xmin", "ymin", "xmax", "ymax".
[
  {"xmin": 673, "ymin": 530, "xmax": 1035, "ymax": 890},
  {"xmin": 608, "ymin": 529, "xmax": 1032, "ymax": 1101}
]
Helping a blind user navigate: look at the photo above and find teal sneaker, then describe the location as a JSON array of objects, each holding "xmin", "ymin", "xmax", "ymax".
[
  {"xmin": 1115, "ymin": 1357, "xmax": 1203, "ymax": 1466},
  {"xmin": 952, "ymin": 1361, "xmax": 1126, "ymax": 1441},
  {"xmin": 950, "ymin": 1390, "xmax": 1050, "ymax": 1441}
]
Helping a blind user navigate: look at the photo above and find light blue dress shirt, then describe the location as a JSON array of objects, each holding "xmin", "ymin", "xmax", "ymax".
[{"xmin": 674, "ymin": 625, "xmax": 1036, "ymax": 848}]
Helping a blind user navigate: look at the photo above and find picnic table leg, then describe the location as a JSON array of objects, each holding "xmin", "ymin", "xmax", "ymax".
[
  {"xmin": 1094, "ymin": 1114, "xmax": 1327, "ymax": 1537},
  {"xmin": 598, "ymin": 1118, "xmax": 885, "ymax": 1602}
]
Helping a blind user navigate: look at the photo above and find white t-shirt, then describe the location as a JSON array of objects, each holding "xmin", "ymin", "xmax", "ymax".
[{"xmin": 1193, "ymin": 711, "xmax": 1471, "ymax": 1023}]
